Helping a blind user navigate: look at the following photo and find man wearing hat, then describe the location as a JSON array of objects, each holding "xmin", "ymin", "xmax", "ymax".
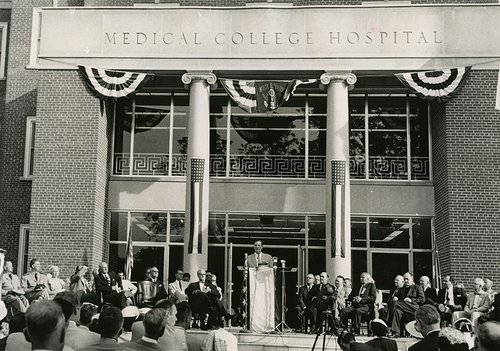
[{"xmin": 365, "ymin": 319, "xmax": 397, "ymax": 351}]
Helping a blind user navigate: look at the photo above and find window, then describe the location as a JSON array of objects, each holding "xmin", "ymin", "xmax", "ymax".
[
  {"xmin": 0, "ymin": 22, "xmax": 7, "ymax": 79},
  {"xmin": 23, "ymin": 116, "xmax": 36, "ymax": 178},
  {"xmin": 18, "ymin": 225, "xmax": 30, "ymax": 275}
]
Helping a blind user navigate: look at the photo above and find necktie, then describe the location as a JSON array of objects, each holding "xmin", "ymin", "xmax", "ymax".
[
  {"xmin": 257, "ymin": 253, "xmax": 260, "ymax": 265},
  {"xmin": 179, "ymin": 280, "xmax": 182, "ymax": 290},
  {"xmin": 445, "ymin": 289, "xmax": 450, "ymax": 304},
  {"xmin": 35, "ymin": 273, "xmax": 39, "ymax": 282},
  {"xmin": 105, "ymin": 274, "xmax": 110, "ymax": 285},
  {"xmin": 9, "ymin": 273, "xmax": 12, "ymax": 280}
]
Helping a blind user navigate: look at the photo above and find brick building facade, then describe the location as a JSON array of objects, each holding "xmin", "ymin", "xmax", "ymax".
[{"xmin": 0, "ymin": 0, "xmax": 499, "ymax": 313}]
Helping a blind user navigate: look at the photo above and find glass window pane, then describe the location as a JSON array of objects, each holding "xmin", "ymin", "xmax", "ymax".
[
  {"xmin": 369, "ymin": 116, "xmax": 406, "ymax": 130},
  {"xmin": 351, "ymin": 217, "xmax": 367, "ymax": 248},
  {"xmin": 413, "ymin": 252, "xmax": 433, "ymax": 286},
  {"xmin": 130, "ymin": 212, "xmax": 167, "ymax": 242},
  {"xmin": 168, "ymin": 245, "xmax": 184, "ymax": 283},
  {"xmin": 308, "ymin": 96, "xmax": 326, "ymax": 116},
  {"xmin": 113, "ymin": 100, "xmax": 132, "ymax": 175},
  {"xmin": 412, "ymin": 218, "xmax": 432, "ymax": 249},
  {"xmin": 369, "ymin": 131, "xmax": 407, "ymax": 179},
  {"xmin": 308, "ymin": 247, "xmax": 325, "ymax": 277},
  {"xmin": 169, "ymin": 213, "xmax": 185, "ymax": 243},
  {"xmin": 368, "ymin": 96, "xmax": 406, "ymax": 115},
  {"xmin": 351, "ymin": 250, "xmax": 367, "ymax": 293},
  {"xmin": 370, "ymin": 217, "xmax": 410, "ymax": 249},
  {"xmin": 372, "ymin": 252, "xmax": 408, "ymax": 292},
  {"xmin": 228, "ymin": 214, "xmax": 305, "ymax": 246},
  {"xmin": 208, "ymin": 213, "xmax": 226, "ymax": 244},
  {"xmin": 349, "ymin": 96, "xmax": 365, "ymax": 128},
  {"xmin": 350, "ymin": 131, "xmax": 365, "ymax": 179},
  {"xmin": 110, "ymin": 212, "xmax": 128, "ymax": 242},
  {"xmin": 410, "ymin": 98, "xmax": 430, "ymax": 180},
  {"xmin": 308, "ymin": 215, "xmax": 325, "ymax": 247},
  {"xmin": 108, "ymin": 245, "xmax": 166, "ymax": 281}
]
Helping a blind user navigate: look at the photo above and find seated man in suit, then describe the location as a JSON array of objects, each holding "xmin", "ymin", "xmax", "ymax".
[
  {"xmin": 94, "ymin": 262, "xmax": 126, "ymax": 309},
  {"xmin": 147, "ymin": 267, "xmax": 168, "ymax": 303},
  {"xmin": 420, "ymin": 275, "xmax": 438, "ymax": 306},
  {"xmin": 378, "ymin": 275, "xmax": 404, "ymax": 322},
  {"xmin": 185, "ymin": 269, "xmax": 223, "ymax": 330},
  {"xmin": 452, "ymin": 277, "xmax": 491, "ymax": 329},
  {"xmin": 436, "ymin": 275, "xmax": 467, "ymax": 326},
  {"xmin": 1, "ymin": 260, "xmax": 29, "ymax": 313},
  {"xmin": 295, "ymin": 273, "xmax": 319, "ymax": 333},
  {"xmin": 387, "ymin": 272, "xmax": 425, "ymax": 337},
  {"xmin": 168, "ymin": 269, "xmax": 188, "ymax": 303},
  {"xmin": 22, "ymin": 258, "xmax": 50, "ymax": 302},
  {"xmin": 334, "ymin": 275, "xmax": 347, "ymax": 319},
  {"xmin": 340, "ymin": 272, "xmax": 377, "ymax": 335}
]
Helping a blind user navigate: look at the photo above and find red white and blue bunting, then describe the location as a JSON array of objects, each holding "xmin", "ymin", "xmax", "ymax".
[
  {"xmin": 395, "ymin": 66, "xmax": 471, "ymax": 102},
  {"xmin": 78, "ymin": 65, "xmax": 153, "ymax": 100},
  {"xmin": 219, "ymin": 79, "xmax": 317, "ymax": 113}
]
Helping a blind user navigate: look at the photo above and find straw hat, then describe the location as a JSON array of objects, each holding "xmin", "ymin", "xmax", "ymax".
[
  {"xmin": 0, "ymin": 301, "xmax": 8, "ymax": 322},
  {"xmin": 405, "ymin": 320, "xmax": 424, "ymax": 339}
]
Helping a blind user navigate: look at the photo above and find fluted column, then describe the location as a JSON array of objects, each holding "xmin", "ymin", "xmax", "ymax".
[
  {"xmin": 181, "ymin": 72, "xmax": 217, "ymax": 279},
  {"xmin": 320, "ymin": 71, "xmax": 357, "ymax": 280}
]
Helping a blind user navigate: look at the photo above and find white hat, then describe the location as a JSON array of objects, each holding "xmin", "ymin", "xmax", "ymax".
[
  {"xmin": 370, "ymin": 318, "xmax": 388, "ymax": 328},
  {"xmin": 122, "ymin": 306, "xmax": 140, "ymax": 319},
  {"xmin": 405, "ymin": 320, "xmax": 424, "ymax": 339},
  {"xmin": 0, "ymin": 301, "xmax": 7, "ymax": 321}
]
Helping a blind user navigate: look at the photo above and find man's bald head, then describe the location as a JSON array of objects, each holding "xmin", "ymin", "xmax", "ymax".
[{"xmin": 476, "ymin": 321, "xmax": 500, "ymax": 351}]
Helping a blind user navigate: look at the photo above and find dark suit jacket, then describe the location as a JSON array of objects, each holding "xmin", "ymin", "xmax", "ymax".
[
  {"xmin": 365, "ymin": 337, "xmax": 398, "ymax": 351},
  {"xmin": 408, "ymin": 329, "xmax": 440, "ymax": 351},
  {"xmin": 350, "ymin": 342, "xmax": 381, "ymax": 351},
  {"xmin": 423, "ymin": 286, "xmax": 438, "ymax": 305},
  {"xmin": 437, "ymin": 286, "xmax": 467, "ymax": 310},
  {"xmin": 94, "ymin": 271, "xmax": 122, "ymax": 296},
  {"xmin": 297, "ymin": 284, "xmax": 318, "ymax": 310},
  {"xmin": 403, "ymin": 284, "xmax": 425, "ymax": 308},
  {"xmin": 146, "ymin": 278, "xmax": 167, "ymax": 299},
  {"xmin": 185, "ymin": 281, "xmax": 221, "ymax": 300},
  {"xmin": 353, "ymin": 282, "xmax": 377, "ymax": 311}
]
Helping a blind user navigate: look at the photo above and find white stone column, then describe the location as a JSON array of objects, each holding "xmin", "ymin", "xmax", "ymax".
[
  {"xmin": 181, "ymin": 72, "xmax": 217, "ymax": 280},
  {"xmin": 320, "ymin": 71, "xmax": 357, "ymax": 281}
]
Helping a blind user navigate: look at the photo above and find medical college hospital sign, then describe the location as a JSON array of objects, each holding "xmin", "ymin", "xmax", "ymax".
[{"xmin": 34, "ymin": 5, "xmax": 500, "ymax": 69}]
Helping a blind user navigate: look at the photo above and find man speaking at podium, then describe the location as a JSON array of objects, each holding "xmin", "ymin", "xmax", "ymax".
[
  {"xmin": 245, "ymin": 240, "xmax": 275, "ymax": 333},
  {"xmin": 246, "ymin": 240, "xmax": 274, "ymax": 269}
]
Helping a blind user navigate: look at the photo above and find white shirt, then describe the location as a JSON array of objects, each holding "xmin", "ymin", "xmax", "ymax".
[{"xmin": 446, "ymin": 288, "xmax": 455, "ymax": 305}]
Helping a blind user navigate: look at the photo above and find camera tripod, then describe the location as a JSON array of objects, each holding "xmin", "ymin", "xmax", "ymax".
[{"xmin": 311, "ymin": 309, "xmax": 336, "ymax": 351}]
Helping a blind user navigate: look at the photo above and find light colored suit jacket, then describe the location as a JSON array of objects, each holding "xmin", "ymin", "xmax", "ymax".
[
  {"xmin": 1, "ymin": 273, "xmax": 24, "ymax": 297},
  {"xmin": 65, "ymin": 321, "xmax": 101, "ymax": 351},
  {"xmin": 465, "ymin": 291, "xmax": 491, "ymax": 313},
  {"xmin": 21, "ymin": 271, "xmax": 48, "ymax": 292},
  {"xmin": 6, "ymin": 332, "xmax": 74, "ymax": 351},
  {"xmin": 168, "ymin": 279, "xmax": 188, "ymax": 296},
  {"xmin": 246, "ymin": 252, "xmax": 274, "ymax": 268}
]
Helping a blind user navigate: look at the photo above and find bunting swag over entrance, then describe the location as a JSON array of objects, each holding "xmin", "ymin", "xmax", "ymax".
[
  {"xmin": 78, "ymin": 65, "xmax": 153, "ymax": 100},
  {"xmin": 395, "ymin": 66, "xmax": 471, "ymax": 102},
  {"xmin": 219, "ymin": 79, "xmax": 317, "ymax": 113}
]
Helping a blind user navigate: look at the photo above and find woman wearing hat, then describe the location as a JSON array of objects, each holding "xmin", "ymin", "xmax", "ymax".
[{"xmin": 365, "ymin": 319, "xmax": 398, "ymax": 351}]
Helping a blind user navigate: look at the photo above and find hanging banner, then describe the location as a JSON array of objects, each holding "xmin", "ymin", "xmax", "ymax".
[
  {"xmin": 219, "ymin": 79, "xmax": 317, "ymax": 113},
  {"xmin": 78, "ymin": 65, "xmax": 153, "ymax": 100},
  {"xmin": 395, "ymin": 66, "xmax": 471, "ymax": 102}
]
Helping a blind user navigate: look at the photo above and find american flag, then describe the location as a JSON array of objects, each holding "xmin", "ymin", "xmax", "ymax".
[
  {"xmin": 331, "ymin": 160, "xmax": 346, "ymax": 258},
  {"xmin": 125, "ymin": 230, "xmax": 134, "ymax": 280},
  {"xmin": 189, "ymin": 158, "xmax": 204, "ymax": 254}
]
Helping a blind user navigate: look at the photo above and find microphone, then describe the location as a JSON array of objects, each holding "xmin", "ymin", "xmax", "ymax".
[
  {"xmin": 273, "ymin": 257, "xmax": 278, "ymax": 270},
  {"xmin": 280, "ymin": 259, "xmax": 286, "ymax": 268}
]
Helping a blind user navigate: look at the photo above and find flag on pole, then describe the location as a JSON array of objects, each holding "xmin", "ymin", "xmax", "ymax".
[
  {"xmin": 78, "ymin": 65, "xmax": 153, "ymax": 100},
  {"xmin": 395, "ymin": 66, "xmax": 471, "ymax": 102},
  {"xmin": 188, "ymin": 158, "xmax": 204, "ymax": 254},
  {"xmin": 219, "ymin": 79, "xmax": 317, "ymax": 113},
  {"xmin": 331, "ymin": 160, "xmax": 346, "ymax": 258},
  {"xmin": 125, "ymin": 231, "xmax": 134, "ymax": 281}
]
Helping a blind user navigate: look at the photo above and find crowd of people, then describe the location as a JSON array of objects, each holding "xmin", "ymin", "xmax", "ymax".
[
  {"xmin": 294, "ymin": 269, "xmax": 500, "ymax": 350},
  {"xmin": 1, "ymin": 245, "xmax": 500, "ymax": 351}
]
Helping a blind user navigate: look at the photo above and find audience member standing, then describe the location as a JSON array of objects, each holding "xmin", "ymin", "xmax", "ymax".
[
  {"xmin": 408, "ymin": 305, "xmax": 441, "ymax": 351},
  {"xmin": 84, "ymin": 306, "xmax": 125, "ymax": 351},
  {"xmin": 22, "ymin": 258, "xmax": 50, "ymax": 302},
  {"xmin": 1, "ymin": 260, "xmax": 29, "ymax": 313}
]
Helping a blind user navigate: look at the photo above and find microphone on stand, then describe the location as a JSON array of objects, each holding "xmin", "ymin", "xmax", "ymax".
[
  {"xmin": 280, "ymin": 259, "xmax": 286, "ymax": 268},
  {"xmin": 273, "ymin": 257, "xmax": 278, "ymax": 270}
]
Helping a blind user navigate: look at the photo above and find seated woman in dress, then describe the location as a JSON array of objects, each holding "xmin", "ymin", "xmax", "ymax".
[{"xmin": 47, "ymin": 265, "xmax": 66, "ymax": 299}]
